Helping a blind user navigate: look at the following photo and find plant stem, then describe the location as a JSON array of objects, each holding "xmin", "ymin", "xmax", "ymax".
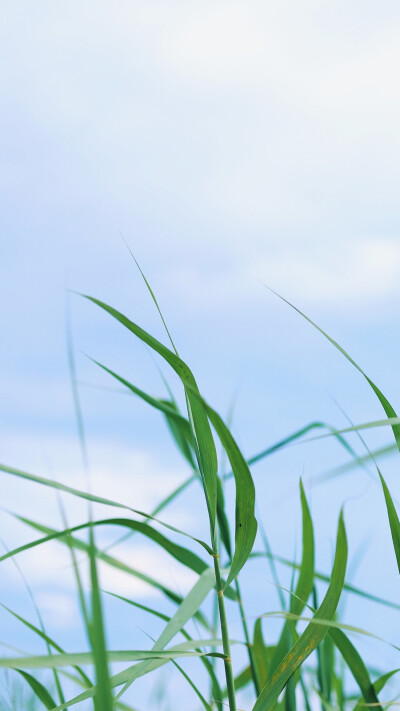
[{"xmin": 213, "ymin": 554, "xmax": 237, "ymax": 711}]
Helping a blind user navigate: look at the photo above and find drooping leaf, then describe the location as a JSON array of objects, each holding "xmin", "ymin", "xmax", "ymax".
[
  {"xmin": 82, "ymin": 295, "xmax": 218, "ymax": 529},
  {"xmin": 3, "ymin": 515, "xmax": 209, "ymax": 576},
  {"xmin": 0, "ymin": 463, "xmax": 213, "ymax": 555}
]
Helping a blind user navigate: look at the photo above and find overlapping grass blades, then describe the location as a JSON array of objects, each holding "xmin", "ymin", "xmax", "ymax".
[
  {"xmin": 253, "ymin": 511, "xmax": 348, "ymax": 711},
  {"xmin": 1, "ymin": 281, "xmax": 399, "ymax": 710}
]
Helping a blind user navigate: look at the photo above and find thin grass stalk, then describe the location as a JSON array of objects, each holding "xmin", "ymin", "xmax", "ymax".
[{"xmin": 212, "ymin": 550, "xmax": 236, "ymax": 711}]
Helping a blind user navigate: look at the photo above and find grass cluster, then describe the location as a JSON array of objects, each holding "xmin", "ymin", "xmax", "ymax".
[{"xmin": 1, "ymin": 272, "xmax": 400, "ymax": 710}]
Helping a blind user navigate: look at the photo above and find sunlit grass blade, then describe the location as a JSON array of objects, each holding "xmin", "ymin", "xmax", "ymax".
[
  {"xmin": 253, "ymin": 510, "xmax": 347, "ymax": 711},
  {"xmin": 266, "ymin": 286, "xmax": 400, "ymax": 450},
  {"xmin": 104, "ymin": 590, "xmax": 224, "ymax": 710},
  {"xmin": 114, "ymin": 566, "xmax": 221, "ymax": 701},
  {"xmin": 0, "ymin": 647, "xmax": 228, "ymax": 671},
  {"xmin": 44, "ymin": 636, "xmax": 229, "ymax": 709},
  {"xmin": 82, "ymin": 294, "xmax": 218, "ymax": 530}
]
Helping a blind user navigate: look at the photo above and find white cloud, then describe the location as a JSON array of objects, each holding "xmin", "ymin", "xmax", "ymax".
[{"xmin": 163, "ymin": 237, "xmax": 400, "ymax": 313}]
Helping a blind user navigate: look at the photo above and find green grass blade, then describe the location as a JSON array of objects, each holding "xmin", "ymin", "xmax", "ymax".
[
  {"xmin": 104, "ymin": 590, "xmax": 224, "ymax": 710},
  {"xmin": 3, "ymin": 515, "xmax": 210, "ymax": 577},
  {"xmin": 253, "ymin": 510, "xmax": 347, "ymax": 711},
  {"xmin": 0, "ymin": 463, "xmax": 213, "ymax": 555},
  {"xmin": 266, "ymin": 287, "xmax": 400, "ymax": 450},
  {"xmin": 14, "ymin": 669, "xmax": 57, "ymax": 709},
  {"xmin": 0, "ymin": 648, "xmax": 227, "ymax": 671},
  {"xmin": 253, "ymin": 620, "xmax": 270, "ymax": 688},
  {"xmin": 247, "ymin": 421, "xmax": 359, "ymax": 468},
  {"xmin": 82, "ymin": 294, "xmax": 218, "ymax": 530},
  {"xmin": 88, "ymin": 527, "xmax": 113, "ymax": 711},
  {"xmin": 89, "ymin": 357, "xmax": 198, "ymax": 470},
  {"xmin": 114, "ymin": 566, "xmax": 220, "ymax": 700},
  {"xmin": 269, "ymin": 480, "xmax": 315, "ymax": 677},
  {"xmin": 291, "ymin": 481, "xmax": 315, "ymax": 617},
  {"xmin": 250, "ymin": 551, "xmax": 400, "ymax": 612},
  {"xmin": 353, "ymin": 668, "xmax": 400, "ymax": 711},
  {"xmin": 329, "ymin": 628, "xmax": 381, "ymax": 711},
  {"xmin": 1, "ymin": 603, "xmax": 91, "ymax": 688},
  {"xmin": 378, "ymin": 472, "xmax": 400, "ymax": 574},
  {"xmin": 200, "ymin": 401, "xmax": 257, "ymax": 587},
  {"xmin": 12, "ymin": 514, "xmax": 220, "ymax": 621}
]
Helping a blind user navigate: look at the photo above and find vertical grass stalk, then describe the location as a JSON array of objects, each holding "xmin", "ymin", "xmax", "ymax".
[{"xmin": 212, "ymin": 549, "xmax": 237, "ymax": 711}]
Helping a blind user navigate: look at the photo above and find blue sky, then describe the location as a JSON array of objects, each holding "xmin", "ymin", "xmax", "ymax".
[{"xmin": 1, "ymin": 2, "xmax": 400, "ymax": 708}]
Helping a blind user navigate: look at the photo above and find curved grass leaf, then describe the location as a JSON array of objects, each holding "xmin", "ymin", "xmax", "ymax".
[
  {"xmin": 82, "ymin": 295, "xmax": 218, "ymax": 530},
  {"xmin": 0, "ymin": 462, "xmax": 213, "ymax": 556},
  {"xmin": 253, "ymin": 510, "xmax": 347, "ymax": 711},
  {"xmin": 14, "ymin": 669, "xmax": 56, "ymax": 709},
  {"xmin": 202, "ymin": 402, "xmax": 257, "ymax": 586},
  {"xmin": 378, "ymin": 472, "xmax": 400, "ymax": 574},
  {"xmin": 11, "ymin": 514, "xmax": 210, "ymax": 619},
  {"xmin": 88, "ymin": 357, "xmax": 197, "ymax": 470},
  {"xmin": 266, "ymin": 287, "xmax": 400, "ymax": 450},
  {"xmin": 247, "ymin": 420, "xmax": 361, "ymax": 470},
  {"xmin": 329, "ymin": 628, "xmax": 381, "ymax": 711},
  {"xmin": 2, "ymin": 515, "xmax": 209, "ymax": 577},
  {"xmin": 354, "ymin": 669, "xmax": 400, "ymax": 711}
]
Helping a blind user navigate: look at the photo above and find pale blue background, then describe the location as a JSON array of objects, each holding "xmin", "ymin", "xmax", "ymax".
[{"xmin": 1, "ymin": 2, "xmax": 400, "ymax": 708}]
